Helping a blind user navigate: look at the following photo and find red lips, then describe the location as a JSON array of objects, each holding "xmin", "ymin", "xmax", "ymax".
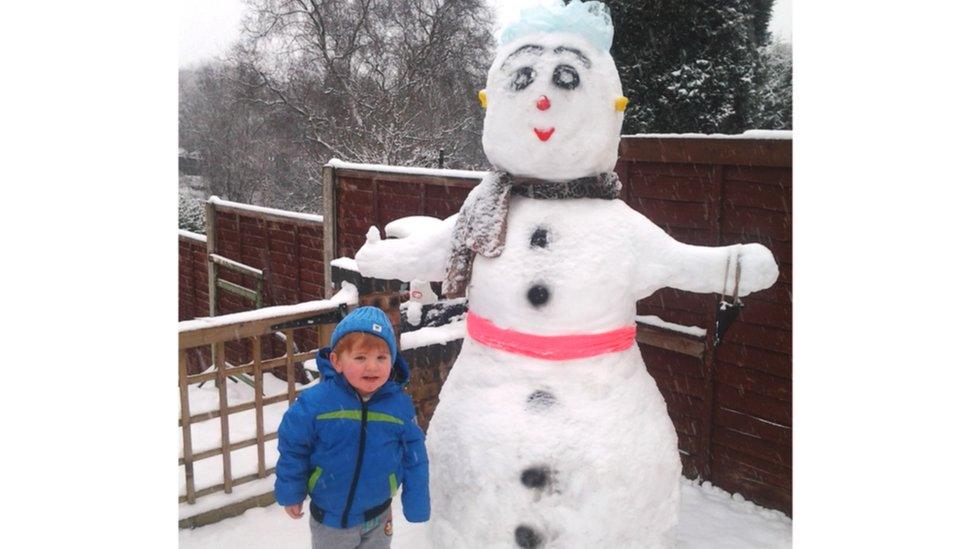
[{"xmin": 534, "ymin": 128, "xmax": 555, "ymax": 141}]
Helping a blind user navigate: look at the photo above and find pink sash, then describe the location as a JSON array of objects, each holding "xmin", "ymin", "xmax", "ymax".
[{"xmin": 466, "ymin": 311, "xmax": 636, "ymax": 361}]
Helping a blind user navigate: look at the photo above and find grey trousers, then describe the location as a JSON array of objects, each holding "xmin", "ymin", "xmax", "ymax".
[{"xmin": 309, "ymin": 510, "xmax": 393, "ymax": 549}]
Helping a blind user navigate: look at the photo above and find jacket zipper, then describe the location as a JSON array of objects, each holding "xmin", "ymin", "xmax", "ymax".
[{"xmin": 340, "ymin": 395, "xmax": 368, "ymax": 528}]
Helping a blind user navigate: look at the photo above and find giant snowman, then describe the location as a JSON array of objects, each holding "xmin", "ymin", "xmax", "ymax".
[{"xmin": 355, "ymin": 1, "xmax": 779, "ymax": 547}]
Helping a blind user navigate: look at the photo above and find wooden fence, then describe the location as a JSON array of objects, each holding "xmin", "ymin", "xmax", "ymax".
[
  {"xmin": 620, "ymin": 135, "xmax": 792, "ymax": 513},
  {"xmin": 177, "ymin": 294, "xmax": 355, "ymax": 527},
  {"xmin": 178, "ymin": 132, "xmax": 792, "ymax": 515}
]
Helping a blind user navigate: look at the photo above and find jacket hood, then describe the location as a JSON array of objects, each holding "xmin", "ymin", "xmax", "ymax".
[{"xmin": 315, "ymin": 346, "xmax": 411, "ymax": 392}]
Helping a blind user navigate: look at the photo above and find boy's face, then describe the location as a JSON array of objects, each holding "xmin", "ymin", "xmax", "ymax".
[{"xmin": 330, "ymin": 338, "xmax": 393, "ymax": 398}]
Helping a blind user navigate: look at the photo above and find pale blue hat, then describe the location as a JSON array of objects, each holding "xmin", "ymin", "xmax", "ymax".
[{"xmin": 498, "ymin": 0, "xmax": 615, "ymax": 52}]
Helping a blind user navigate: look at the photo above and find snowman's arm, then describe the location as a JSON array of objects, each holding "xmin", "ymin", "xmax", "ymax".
[
  {"xmin": 625, "ymin": 207, "xmax": 779, "ymax": 299},
  {"xmin": 353, "ymin": 214, "xmax": 457, "ymax": 282}
]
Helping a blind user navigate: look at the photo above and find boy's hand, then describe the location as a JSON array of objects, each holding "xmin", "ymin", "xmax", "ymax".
[{"xmin": 284, "ymin": 503, "xmax": 304, "ymax": 519}]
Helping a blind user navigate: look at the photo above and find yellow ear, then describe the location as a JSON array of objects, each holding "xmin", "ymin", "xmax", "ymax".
[
  {"xmin": 478, "ymin": 89, "xmax": 488, "ymax": 109},
  {"xmin": 614, "ymin": 96, "xmax": 629, "ymax": 112}
]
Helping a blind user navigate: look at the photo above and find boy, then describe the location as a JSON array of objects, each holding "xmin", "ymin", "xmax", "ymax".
[{"xmin": 275, "ymin": 306, "xmax": 430, "ymax": 549}]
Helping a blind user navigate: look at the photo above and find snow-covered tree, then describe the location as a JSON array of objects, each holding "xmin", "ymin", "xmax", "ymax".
[
  {"xmin": 607, "ymin": 0, "xmax": 778, "ymax": 134},
  {"xmin": 750, "ymin": 39, "xmax": 792, "ymax": 130},
  {"xmin": 178, "ymin": 188, "xmax": 206, "ymax": 233},
  {"xmin": 179, "ymin": 61, "xmax": 322, "ymax": 213},
  {"xmin": 235, "ymin": 0, "xmax": 495, "ymax": 168}
]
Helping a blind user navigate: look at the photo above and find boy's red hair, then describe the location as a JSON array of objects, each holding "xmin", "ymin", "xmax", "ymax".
[{"xmin": 333, "ymin": 332, "xmax": 390, "ymax": 356}]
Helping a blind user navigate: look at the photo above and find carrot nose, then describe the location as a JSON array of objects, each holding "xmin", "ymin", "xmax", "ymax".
[{"xmin": 536, "ymin": 95, "xmax": 551, "ymax": 111}]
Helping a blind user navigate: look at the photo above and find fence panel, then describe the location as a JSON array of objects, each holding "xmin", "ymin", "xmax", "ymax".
[
  {"xmin": 177, "ymin": 133, "xmax": 792, "ymax": 515},
  {"xmin": 178, "ymin": 291, "xmax": 357, "ymax": 527}
]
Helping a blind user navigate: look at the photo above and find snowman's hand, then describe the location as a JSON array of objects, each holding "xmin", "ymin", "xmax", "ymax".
[
  {"xmin": 736, "ymin": 243, "xmax": 779, "ymax": 297},
  {"xmin": 366, "ymin": 225, "xmax": 381, "ymax": 244},
  {"xmin": 354, "ymin": 226, "xmax": 392, "ymax": 278},
  {"xmin": 354, "ymin": 216, "xmax": 457, "ymax": 282}
]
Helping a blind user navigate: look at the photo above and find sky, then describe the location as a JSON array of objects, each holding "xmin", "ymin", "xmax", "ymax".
[{"xmin": 180, "ymin": 0, "xmax": 793, "ymax": 68}]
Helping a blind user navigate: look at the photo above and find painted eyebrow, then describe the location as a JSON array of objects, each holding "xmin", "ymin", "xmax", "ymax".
[
  {"xmin": 553, "ymin": 46, "xmax": 591, "ymax": 69},
  {"xmin": 501, "ymin": 44, "xmax": 544, "ymax": 69}
]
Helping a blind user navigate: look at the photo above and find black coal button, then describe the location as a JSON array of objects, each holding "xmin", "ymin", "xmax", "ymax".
[
  {"xmin": 526, "ymin": 390, "xmax": 556, "ymax": 410},
  {"xmin": 515, "ymin": 525, "xmax": 543, "ymax": 548},
  {"xmin": 521, "ymin": 466, "xmax": 551, "ymax": 489},
  {"xmin": 527, "ymin": 284, "xmax": 549, "ymax": 307},
  {"xmin": 530, "ymin": 227, "xmax": 549, "ymax": 248}
]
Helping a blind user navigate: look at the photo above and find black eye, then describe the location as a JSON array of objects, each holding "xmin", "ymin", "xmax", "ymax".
[
  {"xmin": 511, "ymin": 66, "xmax": 536, "ymax": 91},
  {"xmin": 552, "ymin": 64, "xmax": 580, "ymax": 90}
]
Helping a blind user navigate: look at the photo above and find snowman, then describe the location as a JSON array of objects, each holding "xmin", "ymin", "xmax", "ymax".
[{"xmin": 354, "ymin": 1, "xmax": 779, "ymax": 547}]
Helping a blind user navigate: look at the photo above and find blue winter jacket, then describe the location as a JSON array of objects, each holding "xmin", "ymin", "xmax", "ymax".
[{"xmin": 274, "ymin": 347, "xmax": 430, "ymax": 528}]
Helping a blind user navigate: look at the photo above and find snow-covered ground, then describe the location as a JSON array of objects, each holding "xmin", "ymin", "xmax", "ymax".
[
  {"xmin": 180, "ymin": 477, "xmax": 791, "ymax": 548},
  {"xmin": 179, "ymin": 353, "xmax": 790, "ymax": 547}
]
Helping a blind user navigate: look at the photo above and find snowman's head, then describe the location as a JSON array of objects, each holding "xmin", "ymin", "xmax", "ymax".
[{"xmin": 481, "ymin": 1, "xmax": 625, "ymax": 181}]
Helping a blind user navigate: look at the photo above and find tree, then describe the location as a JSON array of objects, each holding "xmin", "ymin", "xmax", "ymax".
[
  {"xmin": 235, "ymin": 0, "xmax": 495, "ymax": 168},
  {"xmin": 178, "ymin": 187, "xmax": 206, "ymax": 233},
  {"xmin": 179, "ymin": 61, "xmax": 322, "ymax": 212},
  {"xmin": 607, "ymin": 0, "xmax": 779, "ymax": 134},
  {"xmin": 750, "ymin": 39, "xmax": 792, "ymax": 130}
]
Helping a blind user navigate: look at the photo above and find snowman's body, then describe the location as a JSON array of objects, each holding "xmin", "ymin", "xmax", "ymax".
[
  {"xmin": 426, "ymin": 197, "xmax": 681, "ymax": 548},
  {"xmin": 354, "ymin": 3, "xmax": 779, "ymax": 547}
]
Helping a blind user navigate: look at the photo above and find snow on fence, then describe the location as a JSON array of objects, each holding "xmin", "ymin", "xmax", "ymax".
[
  {"xmin": 176, "ymin": 132, "xmax": 792, "ymax": 515},
  {"xmin": 177, "ymin": 285, "xmax": 359, "ymax": 527}
]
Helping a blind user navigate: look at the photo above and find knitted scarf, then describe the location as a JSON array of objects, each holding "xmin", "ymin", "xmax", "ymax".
[{"xmin": 443, "ymin": 171, "xmax": 621, "ymax": 298}]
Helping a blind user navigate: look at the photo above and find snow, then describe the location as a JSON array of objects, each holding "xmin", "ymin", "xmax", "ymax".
[
  {"xmin": 356, "ymin": 216, "xmax": 458, "ymax": 283},
  {"xmin": 405, "ymin": 300, "xmax": 424, "ymax": 327},
  {"xmin": 179, "ymin": 229, "xmax": 207, "ymax": 243},
  {"xmin": 208, "ymin": 196, "xmax": 324, "ymax": 224},
  {"xmin": 330, "ymin": 256, "xmax": 360, "ymax": 273},
  {"xmin": 482, "ymin": 31, "xmax": 624, "ymax": 180},
  {"xmin": 720, "ymin": 407, "xmax": 790, "ymax": 429},
  {"xmin": 636, "ymin": 315, "xmax": 707, "ymax": 338},
  {"xmin": 179, "ymin": 478, "xmax": 790, "ymax": 548},
  {"xmin": 407, "ymin": 280, "xmax": 438, "ymax": 306},
  {"xmin": 179, "ymin": 283, "xmax": 358, "ymax": 333},
  {"xmin": 178, "ymin": 320, "xmax": 791, "ymax": 547},
  {"xmin": 212, "ymin": 253, "xmax": 263, "ymax": 278},
  {"xmin": 400, "ymin": 320, "xmax": 467, "ymax": 351},
  {"xmin": 385, "ymin": 216, "xmax": 445, "ymax": 239},
  {"xmin": 625, "ymin": 130, "xmax": 792, "ymax": 140},
  {"xmin": 179, "ymin": 372, "xmax": 316, "ymax": 520},
  {"xmin": 327, "ymin": 159, "xmax": 485, "ymax": 180}
]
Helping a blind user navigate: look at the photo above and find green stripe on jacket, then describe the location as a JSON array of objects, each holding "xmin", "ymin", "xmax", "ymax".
[{"xmin": 315, "ymin": 410, "xmax": 404, "ymax": 425}]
